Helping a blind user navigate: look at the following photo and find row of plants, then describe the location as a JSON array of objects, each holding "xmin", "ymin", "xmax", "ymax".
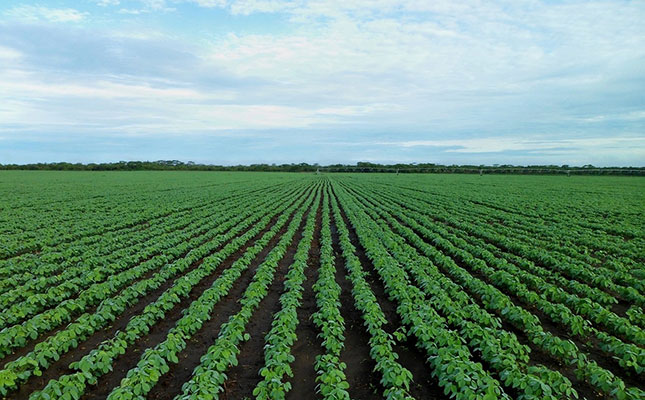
[
  {"xmin": 405, "ymin": 180, "xmax": 643, "ymax": 276},
  {"xmin": 0, "ymin": 195, "xmax": 256, "ymax": 329},
  {"xmin": 329, "ymin": 188, "xmax": 418, "ymax": 400},
  {"xmin": 375, "ymin": 181, "xmax": 644, "ymax": 303},
  {"xmin": 0, "ymin": 185, "xmax": 301, "ymax": 361},
  {"xmin": 376, "ymin": 177, "xmax": 643, "ymax": 264},
  {"xmin": 369, "ymin": 187, "xmax": 645, "ymax": 375},
  {"xmin": 457, "ymin": 211, "xmax": 645, "ymax": 296},
  {"xmin": 120, "ymin": 184, "xmax": 318, "ymax": 400},
  {"xmin": 368, "ymin": 184, "xmax": 645, "ymax": 331},
  {"xmin": 0, "ymin": 219, "xmax": 147, "ymax": 291},
  {"xmin": 0, "ymin": 182, "xmax": 286, "ymax": 301},
  {"xmin": 0, "ymin": 180, "xmax": 280, "ymax": 288},
  {"xmin": 252, "ymin": 187, "xmax": 321, "ymax": 399},
  {"xmin": 469, "ymin": 190, "xmax": 644, "ymax": 256},
  {"xmin": 341, "ymin": 183, "xmax": 578, "ymax": 399},
  {"xmin": 0, "ymin": 179, "xmax": 247, "ymax": 260},
  {"xmin": 356, "ymin": 183, "xmax": 644, "ymax": 399},
  {"xmin": 1, "ymin": 184, "xmax": 312, "ymax": 397},
  {"xmin": 28, "ymin": 183, "xmax": 317, "ymax": 400},
  {"xmin": 362, "ymin": 184, "xmax": 645, "ymax": 348},
  {"xmin": 331, "ymin": 184, "xmax": 510, "ymax": 400},
  {"xmin": 450, "ymin": 178, "xmax": 641, "ymax": 240},
  {"xmin": 309, "ymin": 189, "xmax": 351, "ymax": 400},
  {"xmin": 374, "ymin": 186, "xmax": 621, "ymax": 306},
  {"xmin": 456, "ymin": 200, "xmax": 642, "ymax": 279}
]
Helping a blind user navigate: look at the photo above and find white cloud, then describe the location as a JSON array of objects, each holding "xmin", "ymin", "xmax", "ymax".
[
  {"xmin": 375, "ymin": 137, "xmax": 645, "ymax": 154},
  {"xmin": 142, "ymin": 0, "xmax": 170, "ymax": 10},
  {"xmin": 188, "ymin": 0, "xmax": 227, "ymax": 8},
  {"xmin": 229, "ymin": 0, "xmax": 298, "ymax": 15},
  {"xmin": 576, "ymin": 111, "xmax": 645, "ymax": 123},
  {"xmin": 118, "ymin": 8, "xmax": 143, "ymax": 14},
  {"xmin": 0, "ymin": 79, "xmax": 209, "ymax": 100},
  {"xmin": 95, "ymin": 0, "xmax": 120, "ymax": 6},
  {"xmin": 4, "ymin": 6, "xmax": 87, "ymax": 23},
  {"xmin": 116, "ymin": 0, "xmax": 175, "ymax": 14},
  {"xmin": 0, "ymin": 63, "xmax": 391, "ymax": 135},
  {"xmin": 0, "ymin": 46, "xmax": 22, "ymax": 61},
  {"xmin": 1, "ymin": 1, "xmax": 644, "ymax": 165}
]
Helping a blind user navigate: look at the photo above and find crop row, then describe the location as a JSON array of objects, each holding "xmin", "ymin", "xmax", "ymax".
[{"xmin": 2, "ymin": 183, "xmax": 311, "ymax": 397}]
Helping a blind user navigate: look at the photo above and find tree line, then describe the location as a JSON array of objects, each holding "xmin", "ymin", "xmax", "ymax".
[{"xmin": 0, "ymin": 161, "xmax": 643, "ymax": 175}]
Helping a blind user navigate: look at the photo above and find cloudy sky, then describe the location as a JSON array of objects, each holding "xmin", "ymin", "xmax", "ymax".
[{"xmin": 1, "ymin": 0, "xmax": 644, "ymax": 166}]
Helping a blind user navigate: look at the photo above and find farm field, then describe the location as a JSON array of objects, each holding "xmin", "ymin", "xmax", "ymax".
[{"xmin": 0, "ymin": 171, "xmax": 643, "ymax": 400}]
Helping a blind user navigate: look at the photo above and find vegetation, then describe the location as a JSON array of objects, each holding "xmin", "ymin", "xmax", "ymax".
[
  {"xmin": 0, "ymin": 171, "xmax": 643, "ymax": 400},
  {"xmin": 1, "ymin": 161, "xmax": 643, "ymax": 175}
]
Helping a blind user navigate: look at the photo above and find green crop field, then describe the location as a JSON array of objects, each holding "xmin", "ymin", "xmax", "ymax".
[{"xmin": 0, "ymin": 171, "xmax": 643, "ymax": 400}]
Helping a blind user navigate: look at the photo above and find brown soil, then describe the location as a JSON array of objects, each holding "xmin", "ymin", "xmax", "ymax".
[
  {"xmin": 391, "ymin": 211, "xmax": 642, "ymax": 398},
  {"xmin": 363, "ymin": 185, "xmax": 645, "ymax": 389},
  {"xmin": 2, "ymin": 186, "xmax": 301, "ymax": 372},
  {"xmin": 331, "ymin": 190, "xmax": 448, "ymax": 400},
  {"xmin": 219, "ymin": 200, "xmax": 313, "ymax": 400},
  {"xmin": 330, "ymin": 221, "xmax": 383, "ymax": 399},
  {"xmin": 86, "ymin": 197, "xmax": 308, "ymax": 400},
  {"xmin": 82, "ymin": 223, "xmax": 288, "ymax": 400},
  {"xmin": 609, "ymin": 297, "xmax": 632, "ymax": 318},
  {"xmin": 7, "ymin": 208, "xmax": 286, "ymax": 400},
  {"xmin": 286, "ymin": 196, "xmax": 323, "ymax": 400},
  {"xmin": 450, "ymin": 247, "xmax": 644, "ymax": 390},
  {"xmin": 400, "ymin": 199, "xmax": 644, "ymax": 350},
  {"xmin": 8, "ymin": 187, "xmax": 307, "ymax": 400},
  {"xmin": 3, "ymin": 215, "xmax": 208, "ymax": 317},
  {"xmin": 1, "ymin": 221, "xmax": 230, "ymax": 369},
  {"xmin": 337, "ymin": 184, "xmax": 611, "ymax": 399}
]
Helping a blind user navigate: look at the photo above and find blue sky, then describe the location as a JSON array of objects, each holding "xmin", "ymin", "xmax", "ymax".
[{"xmin": 0, "ymin": 1, "xmax": 644, "ymax": 166}]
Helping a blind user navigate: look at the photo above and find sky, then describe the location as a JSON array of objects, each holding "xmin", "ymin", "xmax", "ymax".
[{"xmin": 0, "ymin": 1, "xmax": 644, "ymax": 166}]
